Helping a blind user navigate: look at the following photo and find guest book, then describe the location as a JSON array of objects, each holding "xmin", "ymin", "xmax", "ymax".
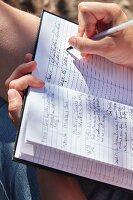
[{"xmin": 14, "ymin": 11, "xmax": 133, "ymax": 191}]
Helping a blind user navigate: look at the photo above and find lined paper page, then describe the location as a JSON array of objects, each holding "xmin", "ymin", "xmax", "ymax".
[
  {"xmin": 24, "ymin": 83, "xmax": 133, "ymax": 171},
  {"xmin": 16, "ymin": 121, "xmax": 133, "ymax": 190},
  {"xmin": 15, "ymin": 11, "xmax": 133, "ymax": 190},
  {"xmin": 23, "ymin": 11, "xmax": 133, "ymax": 170},
  {"xmin": 15, "ymin": 93, "xmax": 33, "ymax": 158},
  {"xmin": 33, "ymin": 11, "xmax": 133, "ymax": 106},
  {"xmin": 19, "ymin": 143, "xmax": 133, "ymax": 191}
]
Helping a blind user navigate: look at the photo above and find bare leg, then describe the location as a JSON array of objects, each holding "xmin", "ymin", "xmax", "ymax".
[
  {"xmin": 0, "ymin": 2, "xmax": 87, "ymax": 199},
  {"xmin": 37, "ymin": 169, "xmax": 87, "ymax": 200}
]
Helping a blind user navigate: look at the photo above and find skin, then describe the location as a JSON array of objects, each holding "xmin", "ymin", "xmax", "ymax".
[
  {"xmin": 68, "ymin": 2, "xmax": 133, "ymax": 66},
  {"xmin": 4, "ymin": 1, "xmax": 133, "ymax": 200},
  {"xmin": 5, "ymin": 53, "xmax": 45, "ymax": 126},
  {"xmin": 0, "ymin": 0, "xmax": 40, "ymax": 100},
  {"xmin": 5, "ymin": 53, "xmax": 87, "ymax": 200},
  {"xmin": 1, "ymin": 2, "xmax": 87, "ymax": 199}
]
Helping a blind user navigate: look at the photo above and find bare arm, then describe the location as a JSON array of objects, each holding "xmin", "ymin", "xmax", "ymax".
[{"xmin": 0, "ymin": 0, "xmax": 40, "ymax": 100}]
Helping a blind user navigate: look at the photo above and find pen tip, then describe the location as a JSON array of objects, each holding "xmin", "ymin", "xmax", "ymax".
[{"xmin": 66, "ymin": 46, "xmax": 73, "ymax": 51}]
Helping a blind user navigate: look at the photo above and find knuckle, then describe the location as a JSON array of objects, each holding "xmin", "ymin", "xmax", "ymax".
[
  {"xmin": 78, "ymin": 2, "xmax": 87, "ymax": 12},
  {"xmin": 9, "ymin": 104, "xmax": 18, "ymax": 113},
  {"xmin": 78, "ymin": 25, "xmax": 84, "ymax": 33},
  {"xmin": 111, "ymin": 3, "xmax": 120, "ymax": 9},
  {"xmin": 78, "ymin": 2, "xmax": 84, "ymax": 10},
  {"xmin": 27, "ymin": 75, "xmax": 36, "ymax": 84},
  {"xmin": 9, "ymin": 101, "xmax": 22, "ymax": 113},
  {"xmin": 110, "ymin": 3, "xmax": 123, "ymax": 16},
  {"xmin": 77, "ymin": 39, "xmax": 90, "ymax": 52},
  {"xmin": 77, "ymin": 42, "xmax": 84, "ymax": 52},
  {"xmin": 97, "ymin": 38, "xmax": 115, "ymax": 54},
  {"xmin": 9, "ymin": 80, "xmax": 16, "ymax": 89}
]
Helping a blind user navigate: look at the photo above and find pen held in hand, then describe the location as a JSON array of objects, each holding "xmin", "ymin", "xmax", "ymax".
[
  {"xmin": 66, "ymin": 46, "xmax": 74, "ymax": 51},
  {"xmin": 66, "ymin": 18, "xmax": 133, "ymax": 51}
]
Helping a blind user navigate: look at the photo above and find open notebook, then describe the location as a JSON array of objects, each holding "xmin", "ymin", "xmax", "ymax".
[{"xmin": 14, "ymin": 11, "xmax": 133, "ymax": 191}]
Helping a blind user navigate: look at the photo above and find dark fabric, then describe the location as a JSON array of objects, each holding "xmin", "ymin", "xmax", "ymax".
[{"xmin": 78, "ymin": 177, "xmax": 133, "ymax": 200}]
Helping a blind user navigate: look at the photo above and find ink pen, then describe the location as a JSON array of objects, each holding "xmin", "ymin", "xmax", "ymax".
[{"xmin": 66, "ymin": 19, "xmax": 133, "ymax": 51}]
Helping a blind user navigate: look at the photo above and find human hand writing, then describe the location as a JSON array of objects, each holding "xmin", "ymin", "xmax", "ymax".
[
  {"xmin": 68, "ymin": 2, "xmax": 133, "ymax": 66},
  {"xmin": 5, "ymin": 53, "xmax": 44, "ymax": 127}
]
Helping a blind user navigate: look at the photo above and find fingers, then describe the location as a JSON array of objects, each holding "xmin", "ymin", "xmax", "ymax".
[
  {"xmin": 68, "ymin": 36, "xmax": 115, "ymax": 57},
  {"xmin": 78, "ymin": 5, "xmax": 97, "ymax": 38},
  {"xmin": 9, "ymin": 74, "xmax": 44, "ymax": 92},
  {"xmin": 6, "ymin": 53, "xmax": 45, "ymax": 127},
  {"xmin": 8, "ymin": 89, "xmax": 22, "ymax": 126},
  {"xmin": 78, "ymin": 2, "xmax": 127, "ymax": 38},
  {"xmin": 5, "ymin": 60, "xmax": 37, "ymax": 89},
  {"xmin": 7, "ymin": 71, "xmax": 44, "ymax": 127},
  {"xmin": 7, "ymin": 73, "xmax": 44, "ymax": 127}
]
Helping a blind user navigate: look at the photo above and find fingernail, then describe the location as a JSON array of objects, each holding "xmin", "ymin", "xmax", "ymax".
[
  {"xmin": 8, "ymin": 89, "xmax": 17, "ymax": 101},
  {"xmin": 69, "ymin": 37, "xmax": 77, "ymax": 49},
  {"xmin": 39, "ymin": 80, "xmax": 45, "ymax": 86},
  {"xmin": 36, "ymin": 80, "xmax": 45, "ymax": 87},
  {"xmin": 26, "ymin": 61, "xmax": 35, "ymax": 65},
  {"xmin": 84, "ymin": 54, "xmax": 92, "ymax": 59}
]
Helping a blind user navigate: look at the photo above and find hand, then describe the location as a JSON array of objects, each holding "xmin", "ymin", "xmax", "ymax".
[
  {"xmin": 68, "ymin": 2, "xmax": 133, "ymax": 66},
  {"xmin": 5, "ymin": 53, "xmax": 44, "ymax": 127}
]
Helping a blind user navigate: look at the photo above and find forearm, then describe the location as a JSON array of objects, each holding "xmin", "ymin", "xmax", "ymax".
[{"xmin": 0, "ymin": 1, "xmax": 40, "ymax": 100}]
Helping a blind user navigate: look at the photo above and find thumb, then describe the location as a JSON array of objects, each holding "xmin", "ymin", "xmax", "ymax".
[
  {"xmin": 8, "ymin": 89, "xmax": 22, "ymax": 127},
  {"xmin": 68, "ymin": 36, "xmax": 114, "ymax": 57}
]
